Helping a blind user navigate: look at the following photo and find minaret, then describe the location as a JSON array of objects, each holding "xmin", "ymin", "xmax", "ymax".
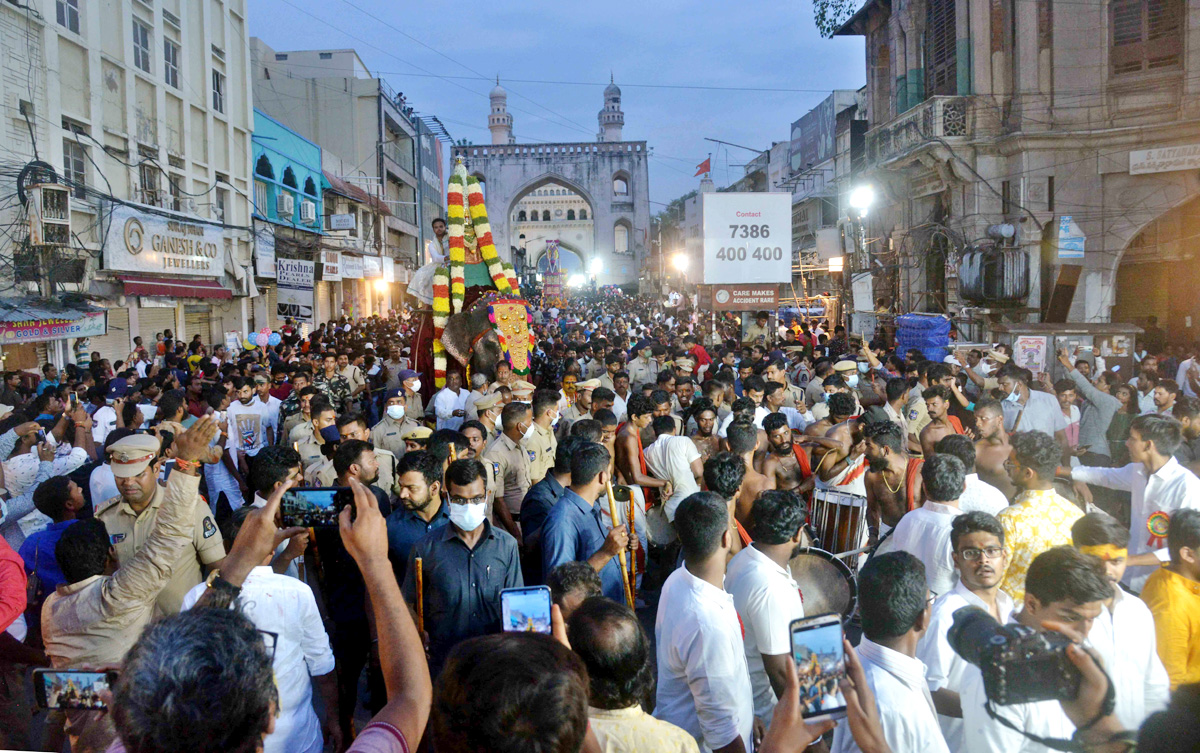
[
  {"xmin": 598, "ymin": 74, "xmax": 624, "ymax": 143},
  {"xmin": 489, "ymin": 77, "xmax": 514, "ymax": 145}
]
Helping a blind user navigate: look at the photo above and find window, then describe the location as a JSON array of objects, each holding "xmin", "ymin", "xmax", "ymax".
[
  {"xmin": 132, "ymin": 19, "xmax": 152, "ymax": 73},
  {"xmin": 1111, "ymin": 0, "xmax": 1182, "ymax": 75},
  {"xmin": 282, "ymin": 167, "xmax": 297, "ymax": 189},
  {"xmin": 924, "ymin": 0, "xmax": 957, "ymax": 96},
  {"xmin": 579, "ymin": 209, "xmax": 587, "ymax": 220},
  {"xmin": 518, "ymin": 210, "xmax": 526, "ymax": 221},
  {"xmin": 164, "ymin": 39, "xmax": 180, "ymax": 88},
  {"xmin": 319, "ymin": 52, "xmax": 332, "ymax": 59},
  {"xmin": 254, "ymin": 154, "xmax": 274, "ymax": 179},
  {"xmin": 567, "ymin": 209, "xmax": 575, "ymax": 220},
  {"xmin": 215, "ymin": 186, "xmax": 229, "ymax": 221},
  {"xmin": 542, "ymin": 210, "xmax": 550, "ymax": 221},
  {"xmin": 275, "ymin": 53, "xmax": 288, "ymax": 61},
  {"xmin": 1001, "ymin": 180, "xmax": 1012, "ymax": 216},
  {"xmin": 168, "ymin": 174, "xmax": 183, "ymax": 212},
  {"xmin": 1047, "ymin": 176, "xmax": 1055, "ymax": 213},
  {"xmin": 614, "ymin": 224, "xmax": 629, "ymax": 254},
  {"xmin": 613, "ymin": 177, "xmax": 628, "ymax": 195},
  {"xmin": 253, "ymin": 180, "xmax": 268, "ymax": 216},
  {"xmin": 138, "ymin": 146, "xmax": 159, "ymax": 203},
  {"xmin": 57, "ymin": 0, "xmax": 79, "ymax": 33},
  {"xmin": 62, "ymin": 138, "xmax": 86, "ymax": 198},
  {"xmin": 212, "ymin": 70, "xmax": 226, "ymax": 113}
]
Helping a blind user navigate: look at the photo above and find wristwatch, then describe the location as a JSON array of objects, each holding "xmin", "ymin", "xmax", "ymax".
[{"xmin": 204, "ymin": 569, "xmax": 241, "ymax": 597}]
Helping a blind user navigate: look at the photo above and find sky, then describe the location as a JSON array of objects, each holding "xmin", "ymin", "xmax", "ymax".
[{"xmin": 247, "ymin": 0, "xmax": 865, "ymax": 208}]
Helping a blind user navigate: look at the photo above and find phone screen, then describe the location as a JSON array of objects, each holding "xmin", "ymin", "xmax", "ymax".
[
  {"xmin": 501, "ymin": 586, "xmax": 552, "ymax": 634},
  {"xmin": 34, "ymin": 670, "xmax": 112, "ymax": 710},
  {"xmin": 790, "ymin": 615, "xmax": 848, "ymax": 721},
  {"xmin": 280, "ymin": 487, "xmax": 353, "ymax": 527}
]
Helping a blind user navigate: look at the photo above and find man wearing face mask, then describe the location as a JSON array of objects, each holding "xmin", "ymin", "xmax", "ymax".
[
  {"xmin": 397, "ymin": 369, "xmax": 425, "ymax": 424},
  {"xmin": 402, "ymin": 458, "xmax": 521, "ymax": 676},
  {"xmin": 524, "ymin": 389, "xmax": 560, "ymax": 485},
  {"xmin": 627, "ymin": 343, "xmax": 659, "ymax": 389},
  {"xmin": 371, "ymin": 389, "xmax": 418, "ymax": 459}
]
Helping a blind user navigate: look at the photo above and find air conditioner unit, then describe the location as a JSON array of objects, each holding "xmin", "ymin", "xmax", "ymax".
[
  {"xmin": 277, "ymin": 192, "xmax": 295, "ymax": 217},
  {"xmin": 28, "ymin": 184, "xmax": 71, "ymax": 246},
  {"xmin": 300, "ymin": 200, "xmax": 316, "ymax": 224}
]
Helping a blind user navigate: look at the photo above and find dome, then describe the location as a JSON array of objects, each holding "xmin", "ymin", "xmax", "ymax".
[
  {"xmin": 490, "ymin": 78, "xmax": 507, "ymax": 99},
  {"xmin": 604, "ymin": 81, "xmax": 620, "ymax": 98}
]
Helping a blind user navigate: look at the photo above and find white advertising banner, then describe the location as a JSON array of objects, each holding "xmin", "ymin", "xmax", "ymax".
[
  {"xmin": 702, "ymin": 192, "xmax": 793, "ymax": 284},
  {"xmin": 383, "ymin": 258, "xmax": 395, "ymax": 283},
  {"xmin": 106, "ymin": 203, "xmax": 224, "ymax": 277},
  {"xmin": 276, "ymin": 258, "xmax": 315, "ymax": 323},
  {"xmin": 363, "ymin": 255, "xmax": 383, "ymax": 279},
  {"xmin": 255, "ymin": 223, "xmax": 276, "ymax": 278},
  {"xmin": 342, "ymin": 255, "xmax": 364, "ymax": 279},
  {"xmin": 322, "ymin": 250, "xmax": 342, "ymax": 281}
]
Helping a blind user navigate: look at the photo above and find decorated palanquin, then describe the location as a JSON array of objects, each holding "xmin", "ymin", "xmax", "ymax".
[
  {"xmin": 540, "ymin": 240, "xmax": 568, "ymax": 309},
  {"xmin": 412, "ymin": 158, "xmax": 534, "ymax": 391}
]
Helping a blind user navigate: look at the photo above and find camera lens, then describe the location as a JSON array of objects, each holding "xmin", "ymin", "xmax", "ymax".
[{"xmin": 947, "ymin": 606, "xmax": 1005, "ymax": 667}]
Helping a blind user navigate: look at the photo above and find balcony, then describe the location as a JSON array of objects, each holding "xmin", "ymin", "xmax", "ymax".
[
  {"xmin": 381, "ymin": 139, "xmax": 415, "ymax": 175},
  {"xmin": 866, "ymin": 96, "xmax": 973, "ymax": 167}
]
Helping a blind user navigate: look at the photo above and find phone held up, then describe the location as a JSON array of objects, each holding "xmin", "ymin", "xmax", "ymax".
[
  {"xmin": 279, "ymin": 487, "xmax": 354, "ymax": 528},
  {"xmin": 789, "ymin": 612, "xmax": 849, "ymax": 723},
  {"xmin": 33, "ymin": 669, "xmax": 115, "ymax": 710},
  {"xmin": 500, "ymin": 586, "xmax": 552, "ymax": 635}
]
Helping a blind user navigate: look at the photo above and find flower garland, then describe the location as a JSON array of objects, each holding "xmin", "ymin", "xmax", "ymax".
[
  {"xmin": 465, "ymin": 176, "xmax": 511, "ymax": 294},
  {"xmin": 431, "ymin": 265, "xmax": 451, "ymax": 387},
  {"xmin": 501, "ymin": 261, "xmax": 521, "ymax": 296}
]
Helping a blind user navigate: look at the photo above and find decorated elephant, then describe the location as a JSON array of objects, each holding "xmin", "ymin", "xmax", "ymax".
[{"xmin": 440, "ymin": 291, "xmax": 533, "ymax": 382}]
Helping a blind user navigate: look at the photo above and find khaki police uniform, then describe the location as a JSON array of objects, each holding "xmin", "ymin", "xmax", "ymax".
[
  {"xmin": 339, "ymin": 364, "xmax": 368, "ymax": 409},
  {"xmin": 598, "ymin": 372, "xmax": 617, "ymax": 392},
  {"xmin": 306, "ymin": 456, "xmax": 335, "ymax": 487},
  {"xmin": 371, "ymin": 414, "xmax": 418, "ymax": 459},
  {"xmin": 95, "ymin": 483, "xmax": 224, "ymax": 617},
  {"xmin": 405, "ymin": 391, "xmax": 425, "ymax": 423},
  {"xmin": 906, "ymin": 384, "xmax": 932, "ymax": 435},
  {"xmin": 627, "ymin": 357, "xmax": 659, "ymax": 389},
  {"xmin": 483, "ymin": 433, "xmax": 532, "ymax": 517},
  {"xmin": 781, "ymin": 383, "xmax": 806, "ymax": 411},
  {"xmin": 523, "ymin": 420, "xmax": 557, "ymax": 485}
]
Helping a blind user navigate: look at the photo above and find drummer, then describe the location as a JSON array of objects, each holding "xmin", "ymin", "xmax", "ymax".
[{"xmin": 861, "ymin": 416, "xmax": 925, "ymax": 541}]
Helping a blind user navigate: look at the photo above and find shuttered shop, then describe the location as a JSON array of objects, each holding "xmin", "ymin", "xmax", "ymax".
[
  {"xmin": 90, "ymin": 308, "xmax": 131, "ymax": 367},
  {"xmin": 184, "ymin": 305, "xmax": 212, "ymax": 345},
  {"xmin": 138, "ymin": 307, "xmax": 176, "ymax": 345}
]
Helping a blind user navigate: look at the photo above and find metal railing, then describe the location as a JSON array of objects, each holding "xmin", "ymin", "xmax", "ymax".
[{"xmin": 866, "ymin": 96, "xmax": 972, "ymax": 166}]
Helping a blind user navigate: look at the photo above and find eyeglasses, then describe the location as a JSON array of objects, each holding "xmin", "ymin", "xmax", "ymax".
[
  {"xmin": 959, "ymin": 546, "xmax": 1005, "ymax": 561},
  {"xmin": 258, "ymin": 629, "xmax": 278, "ymax": 662},
  {"xmin": 448, "ymin": 495, "xmax": 487, "ymax": 506}
]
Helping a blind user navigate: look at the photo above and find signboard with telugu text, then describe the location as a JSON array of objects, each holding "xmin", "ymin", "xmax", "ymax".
[
  {"xmin": 702, "ymin": 192, "xmax": 793, "ymax": 284},
  {"xmin": 1057, "ymin": 216, "xmax": 1085, "ymax": 260},
  {"xmin": 1129, "ymin": 144, "xmax": 1200, "ymax": 175}
]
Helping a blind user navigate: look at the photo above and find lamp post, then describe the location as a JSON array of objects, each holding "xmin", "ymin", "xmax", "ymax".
[
  {"xmin": 844, "ymin": 185, "xmax": 874, "ymax": 338},
  {"xmin": 590, "ymin": 256, "xmax": 603, "ymax": 292}
]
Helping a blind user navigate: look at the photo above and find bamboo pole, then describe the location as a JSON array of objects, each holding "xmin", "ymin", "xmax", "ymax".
[
  {"xmin": 627, "ymin": 492, "xmax": 637, "ymax": 606},
  {"xmin": 415, "ymin": 557, "xmax": 425, "ymax": 635},
  {"xmin": 606, "ymin": 481, "xmax": 634, "ymax": 610}
]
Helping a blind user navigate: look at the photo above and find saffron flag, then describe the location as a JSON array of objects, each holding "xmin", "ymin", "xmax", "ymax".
[{"xmin": 694, "ymin": 157, "xmax": 711, "ymax": 177}]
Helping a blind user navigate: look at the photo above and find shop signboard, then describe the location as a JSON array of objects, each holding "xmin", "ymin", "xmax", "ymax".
[
  {"xmin": 106, "ymin": 203, "xmax": 223, "ymax": 277},
  {"xmin": 276, "ymin": 258, "xmax": 315, "ymax": 323},
  {"xmin": 0, "ymin": 310, "xmax": 107, "ymax": 344}
]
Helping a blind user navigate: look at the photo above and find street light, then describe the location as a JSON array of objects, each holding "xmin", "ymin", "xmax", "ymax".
[
  {"xmin": 373, "ymin": 279, "xmax": 389, "ymax": 292},
  {"xmin": 589, "ymin": 257, "xmax": 603, "ymax": 275},
  {"xmin": 671, "ymin": 253, "xmax": 688, "ymax": 272},
  {"xmin": 848, "ymin": 185, "xmax": 875, "ymax": 214}
]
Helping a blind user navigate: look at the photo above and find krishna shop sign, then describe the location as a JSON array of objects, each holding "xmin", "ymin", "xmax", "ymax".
[
  {"xmin": 0, "ymin": 310, "xmax": 108, "ymax": 344},
  {"xmin": 105, "ymin": 203, "xmax": 223, "ymax": 276}
]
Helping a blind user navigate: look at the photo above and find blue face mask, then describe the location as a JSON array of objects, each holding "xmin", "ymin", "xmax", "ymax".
[
  {"xmin": 319, "ymin": 424, "xmax": 341, "ymax": 443},
  {"xmin": 857, "ymin": 362, "xmax": 870, "ymax": 374}
]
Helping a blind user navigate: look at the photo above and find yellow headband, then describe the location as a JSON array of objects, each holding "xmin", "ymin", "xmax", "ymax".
[{"xmin": 1078, "ymin": 544, "xmax": 1128, "ymax": 561}]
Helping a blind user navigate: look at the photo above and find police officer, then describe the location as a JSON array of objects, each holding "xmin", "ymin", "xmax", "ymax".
[
  {"xmin": 523, "ymin": 389, "xmax": 559, "ymax": 485},
  {"xmin": 474, "ymin": 393, "xmax": 504, "ymax": 439},
  {"xmin": 483, "ymin": 402, "xmax": 533, "ymax": 534},
  {"xmin": 372, "ymin": 388, "xmax": 419, "ymax": 459},
  {"xmin": 94, "ymin": 433, "xmax": 225, "ymax": 617}
]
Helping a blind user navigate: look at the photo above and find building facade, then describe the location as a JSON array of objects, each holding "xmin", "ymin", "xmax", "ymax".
[
  {"xmin": 452, "ymin": 81, "xmax": 650, "ymax": 289},
  {"xmin": 837, "ymin": 0, "xmax": 1200, "ymax": 339},
  {"xmin": 1, "ymin": 0, "xmax": 257, "ymax": 369}
]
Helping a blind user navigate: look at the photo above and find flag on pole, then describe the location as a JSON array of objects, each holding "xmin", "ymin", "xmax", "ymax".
[{"xmin": 694, "ymin": 157, "xmax": 711, "ymax": 177}]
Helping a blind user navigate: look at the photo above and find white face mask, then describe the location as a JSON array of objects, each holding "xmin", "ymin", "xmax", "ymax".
[
  {"xmin": 1005, "ymin": 386, "xmax": 1021, "ymax": 403},
  {"xmin": 409, "ymin": 379, "xmax": 422, "ymax": 393},
  {"xmin": 846, "ymin": 374, "xmax": 860, "ymax": 389},
  {"xmin": 386, "ymin": 404, "xmax": 405, "ymax": 420},
  {"xmin": 551, "ymin": 411, "xmax": 561, "ymax": 427},
  {"xmin": 448, "ymin": 500, "xmax": 487, "ymax": 531},
  {"xmin": 521, "ymin": 421, "xmax": 537, "ymax": 442}
]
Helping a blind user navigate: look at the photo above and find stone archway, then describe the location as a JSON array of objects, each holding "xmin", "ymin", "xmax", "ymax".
[
  {"xmin": 1111, "ymin": 194, "xmax": 1200, "ymax": 341},
  {"xmin": 509, "ymin": 175, "xmax": 596, "ymax": 275}
]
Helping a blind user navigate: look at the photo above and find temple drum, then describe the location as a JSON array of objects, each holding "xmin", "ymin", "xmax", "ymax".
[
  {"xmin": 808, "ymin": 489, "xmax": 868, "ymax": 559},
  {"xmin": 788, "ymin": 547, "xmax": 857, "ymax": 621}
]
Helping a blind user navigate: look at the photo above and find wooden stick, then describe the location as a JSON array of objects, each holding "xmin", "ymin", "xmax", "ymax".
[
  {"xmin": 415, "ymin": 557, "xmax": 425, "ymax": 635},
  {"xmin": 606, "ymin": 482, "xmax": 634, "ymax": 610},
  {"xmin": 449, "ymin": 444, "xmax": 458, "ymax": 463},
  {"xmin": 627, "ymin": 492, "xmax": 637, "ymax": 606}
]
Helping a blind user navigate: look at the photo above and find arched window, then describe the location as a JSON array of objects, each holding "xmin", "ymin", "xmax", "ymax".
[
  {"xmin": 579, "ymin": 209, "xmax": 588, "ymax": 220},
  {"xmin": 254, "ymin": 154, "xmax": 274, "ymax": 179},
  {"xmin": 613, "ymin": 177, "xmax": 628, "ymax": 195},
  {"xmin": 542, "ymin": 210, "xmax": 550, "ymax": 221},
  {"xmin": 303, "ymin": 176, "xmax": 316, "ymax": 196},
  {"xmin": 567, "ymin": 209, "xmax": 575, "ymax": 220},
  {"xmin": 518, "ymin": 210, "xmax": 527, "ymax": 221},
  {"xmin": 282, "ymin": 166, "xmax": 298, "ymax": 189},
  {"xmin": 614, "ymin": 224, "xmax": 629, "ymax": 254}
]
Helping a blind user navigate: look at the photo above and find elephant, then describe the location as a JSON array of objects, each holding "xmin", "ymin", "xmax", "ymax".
[{"xmin": 440, "ymin": 293, "xmax": 530, "ymax": 381}]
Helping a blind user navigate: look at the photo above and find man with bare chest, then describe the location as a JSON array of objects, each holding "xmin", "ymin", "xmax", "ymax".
[
  {"xmin": 726, "ymin": 420, "xmax": 774, "ymax": 524},
  {"xmin": 919, "ymin": 384, "xmax": 967, "ymax": 457},
  {"xmin": 863, "ymin": 420, "xmax": 925, "ymax": 538},
  {"xmin": 756, "ymin": 413, "xmax": 817, "ymax": 494},
  {"xmin": 614, "ymin": 394, "xmax": 670, "ymax": 502},
  {"xmin": 687, "ymin": 399, "xmax": 721, "ymax": 464},
  {"xmin": 972, "ymin": 399, "xmax": 1016, "ymax": 500}
]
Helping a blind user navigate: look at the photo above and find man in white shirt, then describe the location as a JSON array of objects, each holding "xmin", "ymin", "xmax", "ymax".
[
  {"xmin": 182, "ymin": 505, "xmax": 338, "ymax": 753},
  {"xmin": 934, "ymin": 435, "xmax": 1009, "ymax": 515},
  {"xmin": 252, "ymin": 374, "xmax": 282, "ymax": 443},
  {"xmin": 1065, "ymin": 414, "xmax": 1200, "ymax": 590},
  {"xmin": 879, "ymin": 454, "xmax": 965, "ymax": 598},
  {"xmin": 655, "ymin": 492, "xmax": 754, "ymax": 753},
  {"xmin": 226, "ymin": 377, "xmax": 270, "ymax": 478},
  {"xmin": 831, "ymin": 551, "xmax": 949, "ymax": 753},
  {"xmin": 725, "ymin": 489, "xmax": 806, "ymax": 727},
  {"xmin": 90, "ymin": 384, "xmax": 124, "ymax": 445},
  {"xmin": 432, "ymin": 371, "xmax": 468, "ymax": 431},
  {"xmin": 1071, "ymin": 513, "xmax": 1169, "ymax": 729},
  {"xmin": 998, "ymin": 365, "xmax": 1069, "ymax": 460},
  {"xmin": 463, "ymin": 372, "xmax": 490, "ymax": 420},
  {"xmin": 1175, "ymin": 352, "xmax": 1199, "ymax": 398},
  {"xmin": 643, "ymin": 415, "xmax": 703, "ymax": 522},
  {"xmin": 917, "ymin": 511, "xmax": 1015, "ymax": 752},
  {"xmin": 960, "ymin": 546, "xmax": 1112, "ymax": 753}
]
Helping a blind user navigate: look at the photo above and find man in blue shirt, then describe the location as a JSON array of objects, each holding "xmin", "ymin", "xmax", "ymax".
[
  {"xmin": 18, "ymin": 476, "xmax": 83, "ymax": 594},
  {"xmin": 520, "ymin": 436, "xmax": 586, "ymax": 585},
  {"xmin": 36, "ymin": 363, "xmax": 59, "ymax": 396},
  {"xmin": 540, "ymin": 442, "xmax": 634, "ymax": 602},
  {"xmin": 386, "ymin": 450, "xmax": 449, "ymax": 584}
]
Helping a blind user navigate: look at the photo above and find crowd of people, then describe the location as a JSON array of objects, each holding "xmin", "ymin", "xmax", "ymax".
[{"xmin": 0, "ymin": 286, "xmax": 1197, "ymax": 753}]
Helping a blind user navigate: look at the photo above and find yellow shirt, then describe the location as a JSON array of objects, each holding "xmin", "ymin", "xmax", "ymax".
[
  {"xmin": 1141, "ymin": 566, "xmax": 1200, "ymax": 689},
  {"xmin": 996, "ymin": 488, "xmax": 1084, "ymax": 603},
  {"xmin": 587, "ymin": 706, "xmax": 700, "ymax": 753}
]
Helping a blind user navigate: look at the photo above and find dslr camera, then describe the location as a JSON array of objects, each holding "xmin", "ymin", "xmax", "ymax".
[{"xmin": 947, "ymin": 606, "xmax": 1080, "ymax": 706}]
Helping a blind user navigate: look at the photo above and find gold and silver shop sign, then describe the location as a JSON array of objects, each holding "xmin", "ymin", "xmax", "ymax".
[{"xmin": 105, "ymin": 203, "xmax": 223, "ymax": 276}]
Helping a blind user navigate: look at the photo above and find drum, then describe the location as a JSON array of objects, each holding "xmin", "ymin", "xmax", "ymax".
[
  {"xmin": 809, "ymin": 489, "xmax": 868, "ymax": 558},
  {"xmin": 788, "ymin": 547, "xmax": 857, "ymax": 621}
]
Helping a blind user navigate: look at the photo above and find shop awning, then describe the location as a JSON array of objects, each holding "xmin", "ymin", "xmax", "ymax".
[{"xmin": 117, "ymin": 275, "xmax": 233, "ymax": 299}]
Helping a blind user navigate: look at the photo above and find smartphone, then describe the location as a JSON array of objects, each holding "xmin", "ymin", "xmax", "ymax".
[
  {"xmin": 500, "ymin": 585, "xmax": 552, "ymax": 634},
  {"xmin": 33, "ymin": 669, "xmax": 115, "ymax": 710},
  {"xmin": 279, "ymin": 487, "xmax": 353, "ymax": 528},
  {"xmin": 789, "ymin": 613, "xmax": 849, "ymax": 723},
  {"xmin": 69, "ymin": 393, "xmax": 78, "ymax": 410}
]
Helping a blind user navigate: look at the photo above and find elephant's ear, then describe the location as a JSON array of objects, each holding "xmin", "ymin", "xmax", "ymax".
[{"xmin": 442, "ymin": 306, "xmax": 492, "ymax": 367}]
